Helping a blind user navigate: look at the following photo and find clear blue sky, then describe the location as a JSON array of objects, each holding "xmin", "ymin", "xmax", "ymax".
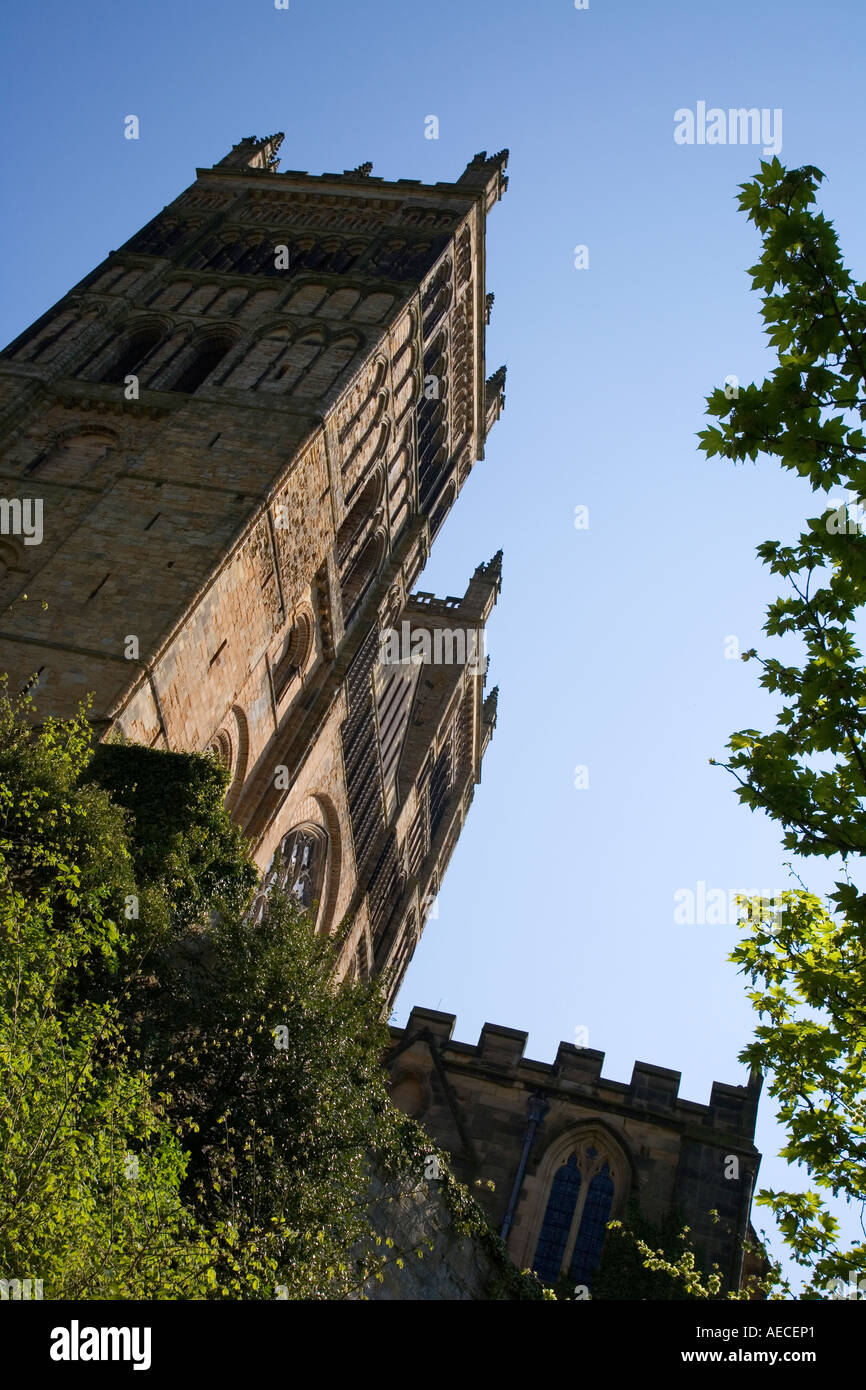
[{"xmin": 3, "ymin": 0, "xmax": 864, "ymax": 1290}]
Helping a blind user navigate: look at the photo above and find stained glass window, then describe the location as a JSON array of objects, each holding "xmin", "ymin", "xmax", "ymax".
[
  {"xmin": 532, "ymin": 1151, "xmax": 617, "ymax": 1289},
  {"xmin": 570, "ymin": 1162, "xmax": 615, "ymax": 1288},
  {"xmin": 532, "ymin": 1154, "xmax": 582, "ymax": 1284}
]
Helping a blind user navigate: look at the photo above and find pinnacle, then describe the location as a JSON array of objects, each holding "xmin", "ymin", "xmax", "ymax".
[{"xmin": 473, "ymin": 550, "xmax": 503, "ymax": 587}]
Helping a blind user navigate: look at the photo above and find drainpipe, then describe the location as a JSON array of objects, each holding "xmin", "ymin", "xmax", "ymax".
[
  {"xmin": 500, "ymin": 1091, "xmax": 549, "ymax": 1243},
  {"xmin": 731, "ymin": 1164, "xmax": 757, "ymax": 1293}
]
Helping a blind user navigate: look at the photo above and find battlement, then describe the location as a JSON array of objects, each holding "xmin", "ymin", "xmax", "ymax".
[{"xmin": 394, "ymin": 1007, "xmax": 762, "ymax": 1140}]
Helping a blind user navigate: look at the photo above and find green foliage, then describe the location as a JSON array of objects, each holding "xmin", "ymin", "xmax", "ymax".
[
  {"xmin": 593, "ymin": 1200, "xmax": 774, "ymax": 1301},
  {"xmin": 137, "ymin": 885, "xmax": 541, "ymax": 1299},
  {"xmin": 734, "ymin": 890, "xmax": 866, "ymax": 1295},
  {"xmin": 699, "ymin": 160, "xmax": 866, "ymax": 1293},
  {"xmin": 0, "ymin": 684, "xmax": 136, "ymax": 974},
  {"xmin": 0, "ymin": 686, "xmax": 214, "ymax": 1297},
  {"xmin": 1, "ymin": 691, "xmax": 527, "ymax": 1299},
  {"xmin": 141, "ymin": 887, "xmax": 401, "ymax": 1298},
  {"xmin": 592, "ymin": 1200, "xmax": 710, "ymax": 1300},
  {"xmin": 87, "ymin": 741, "xmax": 257, "ymax": 934}
]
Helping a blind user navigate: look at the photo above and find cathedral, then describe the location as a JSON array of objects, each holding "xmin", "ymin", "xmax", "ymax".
[
  {"xmin": 0, "ymin": 136, "xmax": 762, "ymax": 1295},
  {"xmin": 0, "ymin": 133, "xmax": 506, "ymax": 1003}
]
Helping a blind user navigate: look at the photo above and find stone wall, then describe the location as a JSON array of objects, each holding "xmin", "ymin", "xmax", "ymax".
[{"xmin": 360, "ymin": 1169, "xmax": 536, "ymax": 1301}]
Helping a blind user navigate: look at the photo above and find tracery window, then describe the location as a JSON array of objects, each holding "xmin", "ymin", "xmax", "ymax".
[
  {"xmin": 572, "ymin": 1162, "xmax": 615, "ymax": 1286},
  {"xmin": 533, "ymin": 1154, "xmax": 582, "ymax": 1283},
  {"xmin": 251, "ymin": 824, "xmax": 328, "ymax": 926},
  {"xmin": 532, "ymin": 1144, "xmax": 617, "ymax": 1290}
]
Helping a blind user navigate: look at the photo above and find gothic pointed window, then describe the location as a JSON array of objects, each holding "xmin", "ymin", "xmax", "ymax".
[
  {"xmin": 532, "ymin": 1145, "xmax": 619, "ymax": 1291},
  {"xmin": 570, "ymin": 1162, "xmax": 615, "ymax": 1286},
  {"xmin": 532, "ymin": 1155, "xmax": 582, "ymax": 1285}
]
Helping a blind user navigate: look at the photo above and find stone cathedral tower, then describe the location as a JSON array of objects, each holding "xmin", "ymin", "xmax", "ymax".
[{"xmin": 0, "ymin": 134, "xmax": 509, "ymax": 1003}]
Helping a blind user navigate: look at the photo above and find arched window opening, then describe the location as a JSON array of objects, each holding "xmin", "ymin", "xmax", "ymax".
[
  {"xmin": 429, "ymin": 741, "xmax": 453, "ymax": 840},
  {"xmin": 421, "ymin": 260, "xmax": 453, "ymax": 338},
  {"xmin": 219, "ymin": 242, "xmax": 250, "ymax": 271},
  {"xmin": 292, "ymin": 237, "xmax": 322, "ymax": 270},
  {"xmin": 330, "ymin": 242, "xmax": 364, "ymax": 275},
  {"xmin": 28, "ymin": 431, "xmax": 115, "ymax": 483},
  {"xmin": 570, "ymin": 1163, "xmax": 615, "ymax": 1287},
  {"xmin": 101, "ymin": 326, "xmax": 163, "ymax": 385},
  {"xmin": 417, "ymin": 336, "xmax": 450, "ymax": 514},
  {"xmin": 337, "ymin": 473, "xmax": 381, "ymax": 567},
  {"xmin": 532, "ymin": 1155, "xmax": 582, "ymax": 1286},
  {"xmin": 532, "ymin": 1146, "xmax": 618, "ymax": 1292},
  {"xmin": 206, "ymin": 728, "xmax": 233, "ymax": 771},
  {"xmin": 170, "ymin": 337, "xmax": 234, "ymax": 394},
  {"xmin": 429, "ymin": 481, "xmax": 455, "ymax": 539},
  {"xmin": 273, "ymin": 612, "xmax": 314, "ymax": 702},
  {"xmin": 224, "ymin": 706, "xmax": 249, "ymax": 816},
  {"xmin": 269, "ymin": 329, "xmax": 325, "ymax": 390},
  {"xmin": 340, "ymin": 530, "xmax": 385, "ymax": 621},
  {"xmin": 338, "ymin": 471, "xmax": 385, "ymax": 621},
  {"xmin": 251, "ymin": 824, "xmax": 329, "ymax": 926}
]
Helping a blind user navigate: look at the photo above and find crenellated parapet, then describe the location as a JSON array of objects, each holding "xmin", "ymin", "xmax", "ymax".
[
  {"xmin": 393, "ymin": 1007, "xmax": 762, "ymax": 1139},
  {"xmin": 388, "ymin": 1008, "xmax": 764, "ymax": 1292}
]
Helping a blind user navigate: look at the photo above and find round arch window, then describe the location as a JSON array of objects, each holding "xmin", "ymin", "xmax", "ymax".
[
  {"xmin": 207, "ymin": 728, "xmax": 233, "ymax": 770},
  {"xmin": 273, "ymin": 611, "xmax": 314, "ymax": 701}
]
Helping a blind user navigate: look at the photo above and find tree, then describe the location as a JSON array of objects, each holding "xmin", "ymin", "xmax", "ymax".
[
  {"xmin": 699, "ymin": 159, "xmax": 866, "ymax": 1296},
  {"xmin": 0, "ymin": 691, "xmax": 416, "ymax": 1298},
  {"xmin": 84, "ymin": 741, "xmax": 436, "ymax": 1297},
  {"xmin": 0, "ymin": 690, "xmax": 528, "ymax": 1299},
  {"xmin": 141, "ymin": 883, "xmax": 416, "ymax": 1298},
  {"xmin": 0, "ymin": 685, "xmax": 214, "ymax": 1298}
]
